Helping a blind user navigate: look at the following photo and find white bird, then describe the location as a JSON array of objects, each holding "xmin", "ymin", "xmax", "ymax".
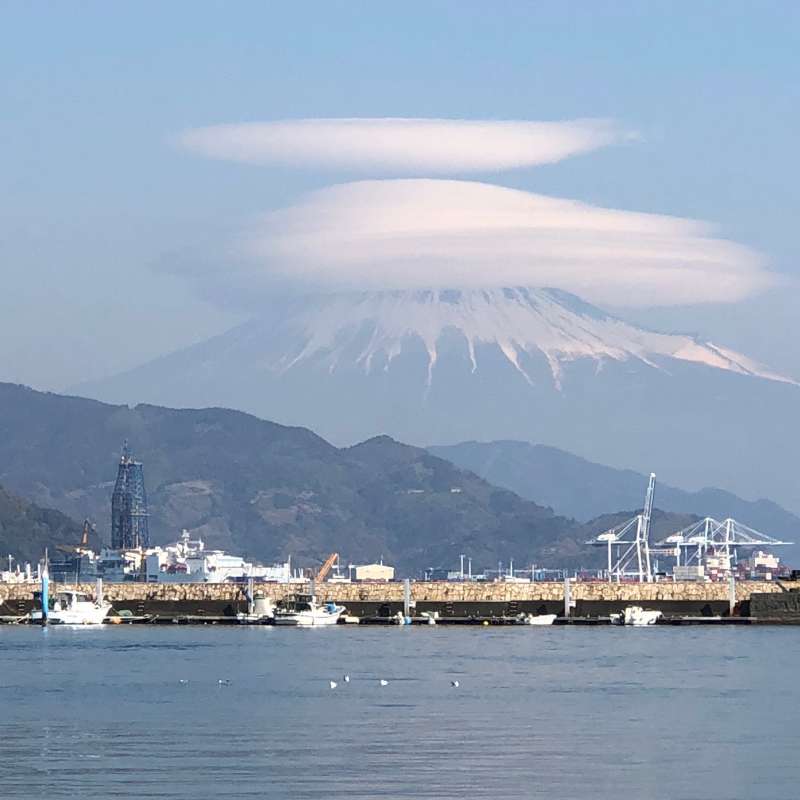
[
  {"xmin": 451, "ymin": 680, "xmax": 460, "ymax": 688},
  {"xmin": 343, "ymin": 674, "xmax": 350, "ymax": 683},
  {"xmin": 217, "ymin": 679, "xmax": 231, "ymax": 686},
  {"xmin": 179, "ymin": 679, "xmax": 189, "ymax": 685},
  {"xmin": 379, "ymin": 679, "xmax": 389, "ymax": 686},
  {"xmin": 329, "ymin": 680, "xmax": 338, "ymax": 689}
]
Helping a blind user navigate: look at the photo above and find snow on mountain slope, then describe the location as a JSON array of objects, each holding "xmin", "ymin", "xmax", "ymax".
[{"xmin": 262, "ymin": 287, "xmax": 793, "ymax": 389}]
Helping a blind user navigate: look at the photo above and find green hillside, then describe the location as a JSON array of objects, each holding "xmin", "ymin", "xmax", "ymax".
[{"xmin": 0, "ymin": 382, "xmax": 696, "ymax": 574}]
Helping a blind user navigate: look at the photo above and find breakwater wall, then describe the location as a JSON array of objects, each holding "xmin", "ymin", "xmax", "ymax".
[{"xmin": 2, "ymin": 580, "xmax": 798, "ymax": 618}]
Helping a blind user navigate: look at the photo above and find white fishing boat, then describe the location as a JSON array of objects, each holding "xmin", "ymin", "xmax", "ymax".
[
  {"xmin": 31, "ymin": 589, "xmax": 111, "ymax": 625},
  {"xmin": 611, "ymin": 606, "xmax": 662, "ymax": 626},
  {"xmin": 520, "ymin": 613, "xmax": 557, "ymax": 626},
  {"xmin": 273, "ymin": 594, "xmax": 345, "ymax": 626}
]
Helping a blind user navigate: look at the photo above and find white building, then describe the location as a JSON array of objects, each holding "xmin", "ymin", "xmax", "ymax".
[
  {"xmin": 0, "ymin": 562, "xmax": 32, "ymax": 584},
  {"xmin": 352, "ymin": 562, "xmax": 395, "ymax": 582},
  {"xmin": 143, "ymin": 530, "xmax": 291, "ymax": 583}
]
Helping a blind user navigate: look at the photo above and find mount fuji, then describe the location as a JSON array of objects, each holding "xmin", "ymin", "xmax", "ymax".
[{"xmin": 75, "ymin": 287, "xmax": 800, "ymax": 511}]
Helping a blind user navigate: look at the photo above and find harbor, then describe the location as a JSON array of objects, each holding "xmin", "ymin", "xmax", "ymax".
[{"xmin": 4, "ymin": 443, "xmax": 799, "ymax": 628}]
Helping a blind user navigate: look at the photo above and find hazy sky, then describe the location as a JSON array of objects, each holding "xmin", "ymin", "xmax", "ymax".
[{"xmin": 1, "ymin": 1, "xmax": 798, "ymax": 389}]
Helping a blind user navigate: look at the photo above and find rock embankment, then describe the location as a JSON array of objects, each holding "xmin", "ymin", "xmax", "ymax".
[{"xmin": 1, "ymin": 580, "xmax": 796, "ymax": 604}]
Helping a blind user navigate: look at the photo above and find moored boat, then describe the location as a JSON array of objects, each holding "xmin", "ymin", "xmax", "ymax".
[
  {"xmin": 31, "ymin": 589, "xmax": 112, "ymax": 625},
  {"xmin": 273, "ymin": 594, "xmax": 345, "ymax": 626},
  {"xmin": 520, "ymin": 612, "xmax": 557, "ymax": 626},
  {"xmin": 611, "ymin": 606, "xmax": 662, "ymax": 626}
]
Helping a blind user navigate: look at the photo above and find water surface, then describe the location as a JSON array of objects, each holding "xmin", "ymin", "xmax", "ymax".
[{"xmin": 0, "ymin": 626, "xmax": 796, "ymax": 798}]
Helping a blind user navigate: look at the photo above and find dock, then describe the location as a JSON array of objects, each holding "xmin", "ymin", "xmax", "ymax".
[
  {"xmin": 0, "ymin": 612, "xmax": 793, "ymax": 626},
  {"xmin": 3, "ymin": 580, "xmax": 800, "ymax": 625}
]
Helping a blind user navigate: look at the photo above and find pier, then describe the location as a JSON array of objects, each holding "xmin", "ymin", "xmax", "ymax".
[{"xmin": 2, "ymin": 579, "xmax": 800, "ymax": 624}]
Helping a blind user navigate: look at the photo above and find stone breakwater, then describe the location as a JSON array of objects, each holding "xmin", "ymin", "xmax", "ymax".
[{"xmin": 1, "ymin": 580, "xmax": 797, "ymax": 605}]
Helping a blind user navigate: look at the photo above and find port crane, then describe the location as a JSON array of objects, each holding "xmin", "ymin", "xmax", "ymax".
[
  {"xmin": 590, "ymin": 478, "xmax": 793, "ymax": 581},
  {"xmin": 588, "ymin": 473, "xmax": 656, "ymax": 583},
  {"xmin": 314, "ymin": 552, "xmax": 339, "ymax": 583},
  {"xmin": 655, "ymin": 518, "xmax": 793, "ymax": 571}
]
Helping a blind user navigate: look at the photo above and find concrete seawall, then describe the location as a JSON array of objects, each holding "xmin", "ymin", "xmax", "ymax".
[{"xmin": 2, "ymin": 580, "xmax": 798, "ymax": 619}]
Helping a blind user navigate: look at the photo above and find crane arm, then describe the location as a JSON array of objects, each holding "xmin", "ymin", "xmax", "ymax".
[{"xmin": 315, "ymin": 552, "xmax": 339, "ymax": 583}]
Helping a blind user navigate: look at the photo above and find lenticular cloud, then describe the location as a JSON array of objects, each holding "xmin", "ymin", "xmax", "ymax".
[
  {"xmin": 175, "ymin": 117, "xmax": 769, "ymax": 308},
  {"xmin": 238, "ymin": 179, "xmax": 770, "ymax": 308},
  {"xmin": 178, "ymin": 117, "xmax": 630, "ymax": 174}
]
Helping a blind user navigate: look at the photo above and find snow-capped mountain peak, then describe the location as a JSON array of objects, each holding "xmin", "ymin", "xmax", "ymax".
[{"xmin": 265, "ymin": 287, "xmax": 793, "ymax": 389}]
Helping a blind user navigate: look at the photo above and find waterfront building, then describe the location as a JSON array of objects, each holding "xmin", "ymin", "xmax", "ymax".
[
  {"xmin": 50, "ymin": 549, "xmax": 100, "ymax": 582},
  {"xmin": 47, "ymin": 533, "xmax": 293, "ymax": 584},
  {"xmin": 144, "ymin": 530, "xmax": 291, "ymax": 583},
  {"xmin": 352, "ymin": 562, "xmax": 395, "ymax": 582},
  {"xmin": 111, "ymin": 442, "xmax": 150, "ymax": 549},
  {"xmin": 0, "ymin": 562, "xmax": 33, "ymax": 584}
]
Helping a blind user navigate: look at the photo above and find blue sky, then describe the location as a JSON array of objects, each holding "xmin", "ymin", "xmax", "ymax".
[{"xmin": 1, "ymin": 1, "xmax": 798, "ymax": 387}]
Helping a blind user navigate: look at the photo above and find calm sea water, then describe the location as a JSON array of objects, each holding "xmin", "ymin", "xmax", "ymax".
[{"xmin": 0, "ymin": 625, "xmax": 797, "ymax": 799}]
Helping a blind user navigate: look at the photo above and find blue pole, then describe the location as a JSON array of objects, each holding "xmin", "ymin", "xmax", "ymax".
[{"xmin": 41, "ymin": 556, "xmax": 49, "ymax": 626}]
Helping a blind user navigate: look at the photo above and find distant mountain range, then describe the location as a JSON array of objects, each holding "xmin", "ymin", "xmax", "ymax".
[
  {"xmin": 73, "ymin": 287, "xmax": 800, "ymax": 512},
  {"xmin": 430, "ymin": 440, "xmax": 800, "ymax": 565},
  {"xmin": 0, "ymin": 382, "xmax": 701, "ymax": 574}
]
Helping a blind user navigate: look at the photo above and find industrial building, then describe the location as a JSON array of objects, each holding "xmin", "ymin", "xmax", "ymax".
[{"xmin": 352, "ymin": 562, "xmax": 395, "ymax": 582}]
